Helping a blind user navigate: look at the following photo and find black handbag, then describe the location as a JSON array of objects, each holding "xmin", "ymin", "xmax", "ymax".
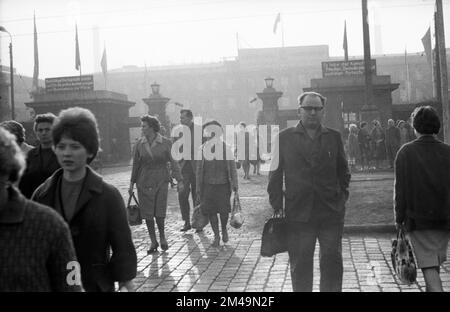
[
  {"xmin": 260, "ymin": 210, "xmax": 288, "ymax": 257},
  {"xmin": 127, "ymin": 192, "xmax": 142, "ymax": 226},
  {"xmin": 391, "ymin": 226, "xmax": 417, "ymax": 285}
]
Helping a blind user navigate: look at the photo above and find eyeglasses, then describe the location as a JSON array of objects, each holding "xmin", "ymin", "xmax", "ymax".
[{"xmin": 300, "ymin": 106, "xmax": 324, "ymax": 112}]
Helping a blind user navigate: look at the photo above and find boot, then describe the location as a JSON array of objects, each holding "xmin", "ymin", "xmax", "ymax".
[
  {"xmin": 146, "ymin": 218, "xmax": 159, "ymax": 254},
  {"xmin": 156, "ymin": 217, "xmax": 168, "ymax": 251},
  {"xmin": 210, "ymin": 214, "xmax": 220, "ymax": 247},
  {"xmin": 220, "ymin": 213, "xmax": 229, "ymax": 243}
]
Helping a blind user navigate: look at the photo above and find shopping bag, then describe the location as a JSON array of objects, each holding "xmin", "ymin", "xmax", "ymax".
[
  {"xmin": 260, "ymin": 212, "xmax": 288, "ymax": 257},
  {"xmin": 127, "ymin": 192, "xmax": 142, "ymax": 226},
  {"xmin": 192, "ymin": 202, "xmax": 209, "ymax": 230},
  {"xmin": 230, "ymin": 191, "xmax": 244, "ymax": 229},
  {"xmin": 391, "ymin": 226, "xmax": 417, "ymax": 285}
]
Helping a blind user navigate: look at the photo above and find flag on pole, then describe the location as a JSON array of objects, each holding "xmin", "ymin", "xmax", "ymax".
[
  {"xmin": 422, "ymin": 27, "xmax": 432, "ymax": 65},
  {"xmin": 32, "ymin": 12, "xmax": 39, "ymax": 91},
  {"xmin": 273, "ymin": 13, "xmax": 281, "ymax": 34},
  {"xmin": 101, "ymin": 45, "xmax": 107, "ymax": 78},
  {"xmin": 75, "ymin": 24, "xmax": 81, "ymax": 71},
  {"xmin": 343, "ymin": 20, "xmax": 349, "ymax": 61}
]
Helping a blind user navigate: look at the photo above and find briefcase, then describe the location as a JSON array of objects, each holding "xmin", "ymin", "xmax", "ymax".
[
  {"xmin": 127, "ymin": 192, "xmax": 142, "ymax": 226},
  {"xmin": 260, "ymin": 213, "xmax": 288, "ymax": 257}
]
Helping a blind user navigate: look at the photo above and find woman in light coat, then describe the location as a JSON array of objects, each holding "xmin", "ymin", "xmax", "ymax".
[{"xmin": 129, "ymin": 115, "xmax": 184, "ymax": 253}]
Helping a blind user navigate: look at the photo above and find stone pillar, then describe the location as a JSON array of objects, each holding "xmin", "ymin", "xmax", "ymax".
[
  {"xmin": 256, "ymin": 82, "xmax": 283, "ymax": 153},
  {"xmin": 142, "ymin": 83, "xmax": 171, "ymax": 134},
  {"xmin": 256, "ymin": 86, "xmax": 283, "ymax": 127}
]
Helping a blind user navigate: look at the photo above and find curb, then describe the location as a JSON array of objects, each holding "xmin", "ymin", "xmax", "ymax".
[{"xmin": 343, "ymin": 224, "xmax": 395, "ymax": 234}]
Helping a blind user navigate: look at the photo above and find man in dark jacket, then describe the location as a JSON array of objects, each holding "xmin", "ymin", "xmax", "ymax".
[
  {"xmin": 19, "ymin": 113, "xmax": 60, "ymax": 198},
  {"xmin": 385, "ymin": 119, "xmax": 401, "ymax": 169},
  {"xmin": 176, "ymin": 109, "xmax": 200, "ymax": 232},
  {"xmin": 268, "ymin": 91, "xmax": 351, "ymax": 292}
]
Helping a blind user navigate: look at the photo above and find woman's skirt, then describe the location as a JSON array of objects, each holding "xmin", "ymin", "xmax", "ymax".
[
  {"xmin": 137, "ymin": 181, "xmax": 169, "ymax": 219},
  {"xmin": 200, "ymin": 183, "xmax": 231, "ymax": 215},
  {"xmin": 408, "ymin": 229, "xmax": 450, "ymax": 269}
]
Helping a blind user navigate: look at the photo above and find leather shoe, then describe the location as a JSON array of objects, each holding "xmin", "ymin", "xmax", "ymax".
[
  {"xmin": 222, "ymin": 231, "xmax": 229, "ymax": 243},
  {"xmin": 147, "ymin": 243, "xmax": 159, "ymax": 254},
  {"xmin": 180, "ymin": 224, "xmax": 192, "ymax": 232},
  {"xmin": 160, "ymin": 239, "xmax": 169, "ymax": 251},
  {"xmin": 211, "ymin": 236, "xmax": 220, "ymax": 247}
]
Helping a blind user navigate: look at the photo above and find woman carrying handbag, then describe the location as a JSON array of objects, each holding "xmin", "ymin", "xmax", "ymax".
[
  {"xmin": 196, "ymin": 120, "xmax": 239, "ymax": 247},
  {"xmin": 394, "ymin": 106, "xmax": 450, "ymax": 292}
]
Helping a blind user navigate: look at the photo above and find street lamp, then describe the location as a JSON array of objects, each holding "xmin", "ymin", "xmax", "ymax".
[
  {"xmin": 151, "ymin": 81, "xmax": 160, "ymax": 95},
  {"xmin": 264, "ymin": 77, "xmax": 274, "ymax": 89},
  {"xmin": 0, "ymin": 26, "xmax": 14, "ymax": 120}
]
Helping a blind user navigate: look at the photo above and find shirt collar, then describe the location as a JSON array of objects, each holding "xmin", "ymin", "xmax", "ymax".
[
  {"xmin": 294, "ymin": 121, "xmax": 328, "ymax": 134},
  {"xmin": 142, "ymin": 133, "xmax": 163, "ymax": 144}
]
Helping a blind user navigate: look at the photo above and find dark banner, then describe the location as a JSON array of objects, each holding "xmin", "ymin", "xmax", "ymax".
[
  {"xmin": 45, "ymin": 75, "xmax": 94, "ymax": 92},
  {"xmin": 322, "ymin": 59, "xmax": 377, "ymax": 77}
]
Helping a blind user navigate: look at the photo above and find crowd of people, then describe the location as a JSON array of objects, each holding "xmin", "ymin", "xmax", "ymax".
[
  {"xmin": 344, "ymin": 118, "xmax": 416, "ymax": 171},
  {"xmin": 0, "ymin": 91, "xmax": 449, "ymax": 292}
]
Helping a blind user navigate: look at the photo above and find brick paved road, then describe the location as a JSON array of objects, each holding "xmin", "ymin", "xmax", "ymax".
[{"xmin": 102, "ymin": 166, "xmax": 450, "ymax": 292}]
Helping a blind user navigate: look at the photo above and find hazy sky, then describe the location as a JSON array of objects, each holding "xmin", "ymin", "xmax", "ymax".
[{"xmin": 0, "ymin": 0, "xmax": 449, "ymax": 79}]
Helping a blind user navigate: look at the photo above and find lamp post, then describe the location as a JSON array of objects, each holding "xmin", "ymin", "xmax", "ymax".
[{"xmin": 0, "ymin": 26, "xmax": 14, "ymax": 120}]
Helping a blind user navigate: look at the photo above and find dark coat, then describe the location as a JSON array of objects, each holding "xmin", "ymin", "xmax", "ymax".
[
  {"xmin": 268, "ymin": 122, "xmax": 351, "ymax": 222},
  {"xmin": 19, "ymin": 146, "xmax": 60, "ymax": 198},
  {"xmin": 0, "ymin": 187, "xmax": 81, "ymax": 292},
  {"xmin": 385, "ymin": 125, "xmax": 401, "ymax": 149},
  {"xmin": 394, "ymin": 135, "xmax": 450, "ymax": 231},
  {"xmin": 32, "ymin": 167, "xmax": 137, "ymax": 292}
]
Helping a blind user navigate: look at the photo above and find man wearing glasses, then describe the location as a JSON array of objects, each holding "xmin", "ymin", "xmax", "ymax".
[{"xmin": 268, "ymin": 91, "xmax": 351, "ymax": 292}]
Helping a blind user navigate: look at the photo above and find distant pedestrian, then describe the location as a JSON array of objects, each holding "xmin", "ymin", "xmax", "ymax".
[
  {"xmin": 175, "ymin": 109, "xmax": 198, "ymax": 232},
  {"xmin": 19, "ymin": 113, "xmax": 60, "ymax": 198},
  {"xmin": 196, "ymin": 120, "xmax": 239, "ymax": 247},
  {"xmin": 347, "ymin": 124, "xmax": 360, "ymax": 172},
  {"xmin": 236, "ymin": 122, "xmax": 251, "ymax": 180},
  {"xmin": 404, "ymin": 120, "xmax": 416, "ymax": 143},
  {"xmin": 268, "ymin": 92, "xmax": 351, "ymax": 292},
  {"xmin": 0, "ymin": 120, "xmax": 34, "ymax": 155},
  {"xmin": 358, "ymin": 121, "xmax": 371, "ymax": 170},
  {"xmin": 394, "ymin": 106, "xmax": 450, "ymax": 292},
  {"xmin": 370, "ymin": 120, "xmax": 385, "ymax": 169},
  {"xmin": 250, "ymin": 126, "xmax": 262, "ymax": 175},
  {"xmin": 0, "ymin": 127, "xmax": 81, "ymax": 292},
  {"xmin": 32, "ymin": 107, "xmax": 137, "ymax": 292},
  {"xmin": 398, "ymin": 120, "xmax": 408, "ymax": 146},
  {"xmin": 129, "ymin": 115, "xmax": 184, "ymax": 253},
  {"xmin": 385, "ymin": 119, "xmax": 401, "ymax": 169}
]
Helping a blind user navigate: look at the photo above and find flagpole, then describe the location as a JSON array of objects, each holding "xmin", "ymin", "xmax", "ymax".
[
  {"xmin": 405, "ymin": 46, "xmax": 410, "ymax": 103},
  {"xmin": 430, "ymin": 23, "xmax": 436, "ymax": 98},
  {"xmin": 281, "ymin": 13, "xmax": 285, "ymax": 48},
  {"xmin": 104, "ymin": 42, "xmax": 107, "ymax": 90},
  {"xmin": 236, "ymin": 32, "xmax": 239, "ymax": 54}
]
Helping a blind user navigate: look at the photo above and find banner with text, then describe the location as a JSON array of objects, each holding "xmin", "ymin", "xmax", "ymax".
[
  {"xmin": 322, "ymin": 60, "xmax": 377, "ymax": 77},
  {"xmin": 45, "ymin": 75, "xmax": 94, "ymax": 92}
]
